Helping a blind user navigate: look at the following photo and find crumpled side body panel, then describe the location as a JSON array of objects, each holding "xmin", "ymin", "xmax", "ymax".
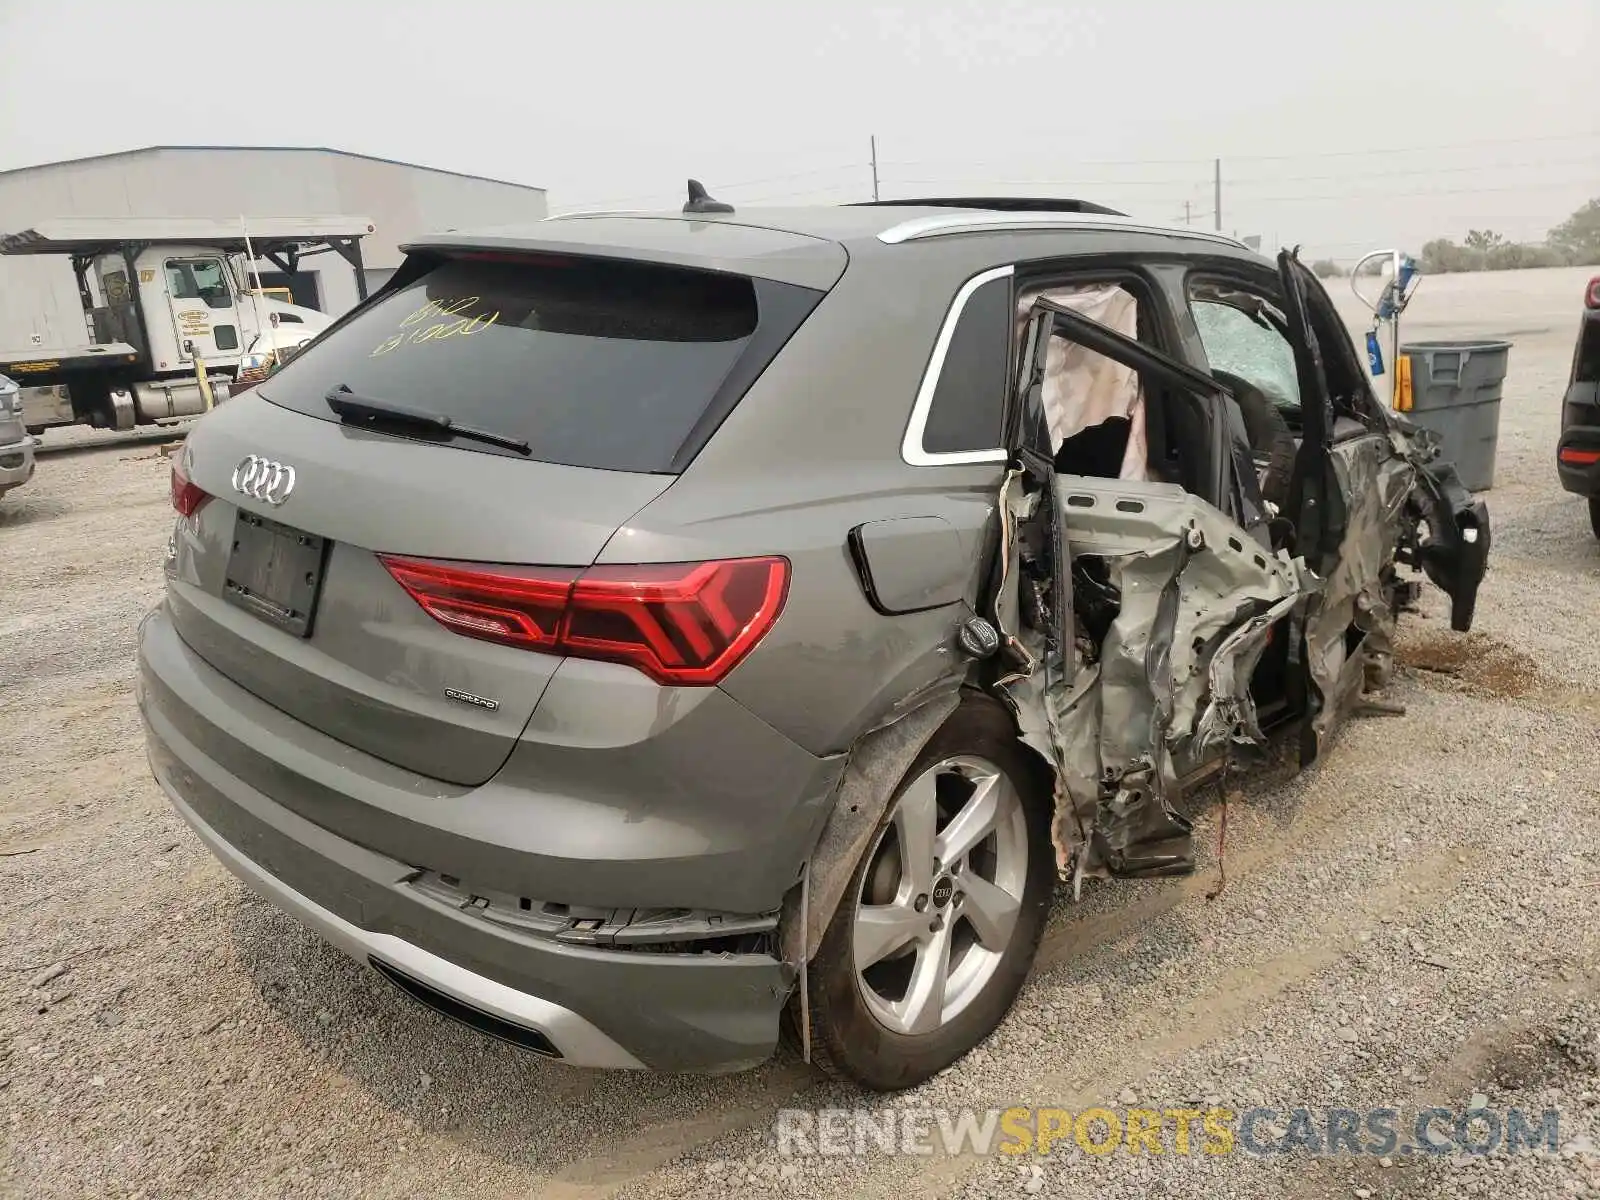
[
  {"xmin": 995, "ymin": 471, "xmax": 1316, "ymax": 882},
  {"xmin": 1303, "ymin": 431, "xmax": 1419, "ymax": 747}
]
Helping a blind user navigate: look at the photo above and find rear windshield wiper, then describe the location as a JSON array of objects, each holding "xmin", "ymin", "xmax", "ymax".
[{"xmin": 324, "ymin": 385, "xmax": 532, "ymax": 456}]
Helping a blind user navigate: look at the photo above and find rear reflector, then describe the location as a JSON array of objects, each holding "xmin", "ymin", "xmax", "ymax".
[
  {"xmin": 379, "ymin": 554, "xmax": 789, "ymax": 686},
  {"xmin": 170, "ymin": 462, "xmax": 210, "ymax": 518},
  {"xmin": 1559, "ymin": 446, "xmax": 1600, "ymax": 466},
  {"xmin": 1586, "ymin": 276, "xmax": 1600, "ymax": 310},
  {"xmin": 1394, "ymin": 353, "xmax": 1414, "ymax": 413}
]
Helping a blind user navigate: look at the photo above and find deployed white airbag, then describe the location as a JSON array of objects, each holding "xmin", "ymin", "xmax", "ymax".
[{"xmin": 1017, "ymin": 284, "xmax": 1147, "ymax": 481}]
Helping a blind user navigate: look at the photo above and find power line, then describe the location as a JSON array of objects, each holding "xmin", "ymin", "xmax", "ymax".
[
  {"xmin": 881, "ymin": 131, "xmax": 1598, "ymax": 173},
  {"xmin": 1225, "ymin": 156, "xmax": 1600, "ymax": 186},
  {"xmin": 883, "ymin": 157, "xmax": 1597, "ymax": 194},
  {"xmin": 550, "ymin": 133, "xmax": 1598, "ymax": 214},
  {"xmin": 888, "ymin": 175, "xmax": 1207, "ymax": 189},
  {"xmin": 883, "ymin": 155, "xmax": 1210, "ymax": 169},
  {"xmin": 710, "ymin": 163, "xmax": 866, "ymax": 191},
  {"xmin": 877, "ymin": 174, "xmax": 1593, "ymax": 213},
  {"xmin": 1225, "ymin": 179, "xmax": 1598, "ymax": 204},
  {"xmin": 717, "ymin": 183, "xmax": 866, "ymax": 205},
  {"xmin": 1225, "ymin": 130, "xmax": 1600, "ymax": 162}
]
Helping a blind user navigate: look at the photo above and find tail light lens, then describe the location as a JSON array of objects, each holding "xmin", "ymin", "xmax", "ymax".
[
  {"xmin": 565, "ymin": 559, "xmax": 789, "ymax": 684},
  {"xmin": 170, "ymin": 462, "xmax": 210, "ymax": 518},
  {"xmin": 1587, "ymin": 277, "xmax": 1600, "ymax": 309},
  {"xmin": 379, "ymin": 558, "xmax": 575, "ymax": 650},
  {"xmin": 379, "ymin": 554, "xmax": 789, "ymax": 686}
]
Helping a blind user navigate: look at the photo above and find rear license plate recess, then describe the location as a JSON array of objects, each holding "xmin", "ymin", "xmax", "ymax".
[{"xmin": 223, "ymin": 511, "xmax": 327, "ymax": 638}]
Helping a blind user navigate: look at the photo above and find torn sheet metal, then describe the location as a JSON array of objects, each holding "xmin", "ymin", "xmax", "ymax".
[
  {"xmin": 1301, "ymin": 430, "xmax": 1418, "ymax": 750},
  {"xmin": 778, "ymin": 683, "xmax": 961, "ymax": 965},
  {"xmin": 994, "ymin": 472, "xmax": 1316, "ymax": 880}
]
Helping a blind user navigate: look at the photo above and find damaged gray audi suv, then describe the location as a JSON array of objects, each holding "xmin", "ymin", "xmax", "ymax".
[{"xmin": 138, "ymin": 189, "xmax": 1489, "ymax": 1092}]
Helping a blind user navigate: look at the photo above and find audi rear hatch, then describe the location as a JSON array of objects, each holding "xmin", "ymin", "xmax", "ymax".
[{"xmin": 164, "ymin": 232, "xmax": 839, "ymax": 786}]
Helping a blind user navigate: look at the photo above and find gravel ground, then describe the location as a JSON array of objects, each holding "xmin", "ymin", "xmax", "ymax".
[{"xmin": 3, "ymin": 267, "xmax": 1598, "ymax": 1200}]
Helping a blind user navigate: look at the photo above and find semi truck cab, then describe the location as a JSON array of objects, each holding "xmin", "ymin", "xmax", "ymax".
[{"xmin": 0, "ymin": 217, "xmax": 373, "ymax": 432}]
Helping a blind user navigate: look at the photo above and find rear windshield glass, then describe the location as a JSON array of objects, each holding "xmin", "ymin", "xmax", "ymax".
[{"xmin": 258, "ymin": 254, "xmax": 806, "ymax": 473}]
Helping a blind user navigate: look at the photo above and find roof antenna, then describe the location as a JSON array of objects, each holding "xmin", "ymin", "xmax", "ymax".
[{"xmin": 683, "ymin": 179, "xmax": 734, "ymax": 215}]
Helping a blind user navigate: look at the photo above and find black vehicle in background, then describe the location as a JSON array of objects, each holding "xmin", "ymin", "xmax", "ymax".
[{"xmin": 1557, "ymin": 275, "xmax": 1600, "ymax": 539}]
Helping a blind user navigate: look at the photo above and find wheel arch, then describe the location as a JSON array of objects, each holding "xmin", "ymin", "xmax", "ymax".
[{"xmin": 778, "ymin": 683, "xmax": 1044, "ymax": 966}]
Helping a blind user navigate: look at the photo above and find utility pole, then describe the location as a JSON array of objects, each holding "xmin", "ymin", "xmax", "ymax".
[
  {"xmin": 1213, "ymin": 158, "xmax": 1222, "ymax": 232},
  {"xmin": 1183, "ymin": 200, "xmax": 1193, "ymax": 226},
  {"xmin": 870, "ymin": 135, "xmax": 880, "ymax": 202}
]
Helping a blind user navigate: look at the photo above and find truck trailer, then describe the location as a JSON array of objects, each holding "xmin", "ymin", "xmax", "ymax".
[{"xmin": 0, "ymin": 216, "xmax": 372, "ymax": 432}]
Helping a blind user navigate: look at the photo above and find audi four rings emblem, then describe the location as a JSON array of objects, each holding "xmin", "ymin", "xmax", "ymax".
[{"xmin": 231, "ymin": 455, "xmax": 297, "ymax": 506}]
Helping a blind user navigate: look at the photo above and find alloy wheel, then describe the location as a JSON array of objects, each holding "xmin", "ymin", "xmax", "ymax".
[{"xmin": 851, "ymin": 754, "xmax": 1030, "ymax": 1036}]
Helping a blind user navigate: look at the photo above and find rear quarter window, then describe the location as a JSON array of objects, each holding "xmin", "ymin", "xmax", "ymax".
[
  {"xmin": 257, "ymin": 254, "xmax": 820, "ymax": 473},
  {"xmin": 920, "ymin": 273, "xmax": 1012, "ymax": 455}
]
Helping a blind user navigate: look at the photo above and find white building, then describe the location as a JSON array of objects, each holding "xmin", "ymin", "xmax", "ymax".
[{"xmin": 0, "ymin": 145, "xmax": 548, "ymax": 348}]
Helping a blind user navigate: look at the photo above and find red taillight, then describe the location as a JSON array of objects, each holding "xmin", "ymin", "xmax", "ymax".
[
  {"xmin": 1586, "ymin": 277, "xmax": 1600, "ymax": 310},
  {"xmin": 379, "ymin": 557, "xmax": 576, "ymax": 650},
  {"xmin": 1560, "ymin": 446, "xmax": 1600, "ymax": 466},
  {"xmin": 379, "ymin": 554, "xmax": 789, "ymax": 686},
  {"xmin": 566, "ymin": 559, "xmax": 790, "ymax": 685},
  {"xmin": 170, "ymin": 462, "xmax": 210, "ymax": 518}
]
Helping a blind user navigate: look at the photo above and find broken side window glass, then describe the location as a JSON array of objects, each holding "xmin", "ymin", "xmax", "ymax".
[{"xmin": 1190, "ymin": 297, "xmax": 1301, "ymax": 413}]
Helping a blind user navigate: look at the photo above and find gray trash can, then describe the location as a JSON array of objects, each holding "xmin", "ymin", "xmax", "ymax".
[{"xmin": 1399, "ymin": 339, "xmax": 1511, "ymax": 491}]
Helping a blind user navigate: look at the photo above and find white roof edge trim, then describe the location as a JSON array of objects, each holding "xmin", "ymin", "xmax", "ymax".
[
  {"xmin": 878, "ymin": 211, "xmax": 1251, "ymax": 251},
  {"xmin": 901, "ymin": 264, "xmax": 1017, "ymax": 468}
]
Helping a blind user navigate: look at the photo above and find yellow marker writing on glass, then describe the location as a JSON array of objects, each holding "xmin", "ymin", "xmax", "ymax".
[{"xmin": 372, "ymin": 303, "xmax": 499, "ymax": 357}]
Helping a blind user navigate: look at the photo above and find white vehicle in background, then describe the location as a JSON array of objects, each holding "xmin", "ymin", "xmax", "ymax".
[
  {"xmin": 0, "ymin": 373, "xmax": 37, "ymax": 502},
  {"xmin": 16, "ymin": 382, "xmax": 71, "ymax": 436},
  {"xmin": 0, "ymin": 217, "xmax": 373, "ymax": 434}
]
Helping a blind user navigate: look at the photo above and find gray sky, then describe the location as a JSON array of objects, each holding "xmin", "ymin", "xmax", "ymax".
[{"xmin": 1, "ymin": 0, "xmax": 1595, "ymax": 260}]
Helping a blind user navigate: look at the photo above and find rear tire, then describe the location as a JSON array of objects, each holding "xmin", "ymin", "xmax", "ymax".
[{"xmin": 796, "ymin": 696, "xmax": 1055, "ymax": 1091}]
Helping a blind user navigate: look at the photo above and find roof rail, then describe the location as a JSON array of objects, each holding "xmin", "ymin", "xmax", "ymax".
[
  {"xmin": 854, "ymin": 196, "xmax": 1127, "ymax": 216},
  {"xmin": 876, "ymin": 210, "xmax": 1250, "ymax": 249}
]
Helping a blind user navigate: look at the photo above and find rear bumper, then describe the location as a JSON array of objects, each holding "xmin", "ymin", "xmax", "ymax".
[
  {"xmin": 1556, "ymin": 387, "xmax": 1600, "ymax": 497},
  {"xmin": 137, "ymin": 604, "xmax": 814, "ymax": 1073},
  {"xmin": 161, "ymin": 775, "xmax": 646, "ymax": 1068}
]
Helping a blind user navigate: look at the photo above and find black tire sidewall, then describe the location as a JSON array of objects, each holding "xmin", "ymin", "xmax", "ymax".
[{"xmin": 805, "ymin": 696, "xmax": 1055, "ymax": 1091}]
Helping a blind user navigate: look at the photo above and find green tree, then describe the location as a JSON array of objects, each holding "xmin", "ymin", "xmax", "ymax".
[
  {"xmin": 1310, "ymin": 259, "xmax": 1344, "ymax": 278},
  {"xmin": 1420, "ymin": 237, "xmax": 1468, "ymax": 273},
  {"xmin": 1487, "ymin": 241, "xmax": 1565, "ymax": 270},
  {"xmin": 1464, "ymin": 229, "xmax": 1507, "ymax": 252},
  {"xmin": 1548, "ymin": 198, "xmax": 1600, "ymax": 265}
]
